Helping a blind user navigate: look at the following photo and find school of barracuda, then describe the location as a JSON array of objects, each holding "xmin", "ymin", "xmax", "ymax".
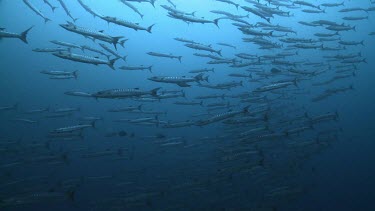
[{"xmin": 0, "ymin": 0, "xmax": 373, "ymax": 210}]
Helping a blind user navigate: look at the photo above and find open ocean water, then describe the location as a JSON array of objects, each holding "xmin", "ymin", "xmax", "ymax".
[{"xmin": 1, "ymin": 0, "xmax": 375, "ymax": 210}]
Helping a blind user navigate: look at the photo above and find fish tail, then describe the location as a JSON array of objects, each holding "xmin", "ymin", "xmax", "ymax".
[
  {"xmin": 213, "ymin": 18, "xmax": 220, "ymax": 28},
  {"xmin": 150, "ymin": 0, "xmax": 156, "ymax": 7},
  {"xmin": 108, "ymin": 58, "xmax": 119, "ymax": 70},
  {"xmin": 66, "ymin": 189, "xmax": 76, "ymax": 202},
  {"xmin": 73, "ymin": 70, "xmax": 78, "ymax": 79},
  {"xmin": 147, "ymin": 24, "xmax": 155, "ymax": 33},
  {"xmin": 52, "ymin": 6, "xmax": 57, "ymax": 12},
  {"xmin": 217, "ymin": 49, "xmax": 222, "ymax": 56},
  {"xmin": 91, "ymin": 120, "xmax": 96, "ymax": 129},
  {"xmin": 150, "ymin": 87, "xmax": 161, "ymax": 97},
  {"xmin": 178, "ymin": 56, "xmax": 182, "ymax": 63},
  {"xmin": 148, "ymin": 65, "xmax": 153, "ymax": 72},
  {"xmin": 293, "ymin": 78, "xmax": 299, "ymax": 87},
  {"xmin": 44, "ymin": 17, "xmax": 51, "ymax": 24},
  {"xmin": 20, "ymin": 26, "xmax": 34, "ymax": 44},
  {"xmin": 112, "ymin": 36, "xmax": 124, "ymax": 49}
]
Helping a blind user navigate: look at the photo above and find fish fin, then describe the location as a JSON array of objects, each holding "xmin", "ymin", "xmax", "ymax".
[
  {"xmin": 217, "ymin": 49, "xmax": 222, "ymax": 56},
  {"xmin": 112, "ymin": 36, "xmax": 124, "ymax": 49},
  {"xmin": 66, "ymin": 189, "xmax": 75, "ymax": 202},
  {"xmin": 138, "ymin": 104, "xmax": 143, "ymax": 111},
  {"xmin": 150, "ymin": 87, "xmax": 161, "ymax": 97},
  {"xmin": 73, "ymin": 70, "xmax": 78, "ymax": 79},
  {"xmin": 213, "ymin": 18, "xmax": 220, "ymax": 28},
  {"xmin": 150, "ymin": 0, "xmax": 156, "ymax": 7},
  {"xmin": 44, "ymin": 17, "xmax": 51, "ymax": 24},
  {"xmin": 19, "ymin": 26, "xmax": 34, "ymax": 44},
  {"xmin": 108, "ymin": 58, "xmax": 119, "ymax": 70},
  {"xmin": 147, "ymin": 24, "xmax": 155, "ymax": 33}
]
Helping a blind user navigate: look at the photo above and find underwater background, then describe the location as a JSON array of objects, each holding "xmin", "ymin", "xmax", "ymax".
[{"xmin": 1, "ymin": 0, "xmax": 375, "ymax": 210}]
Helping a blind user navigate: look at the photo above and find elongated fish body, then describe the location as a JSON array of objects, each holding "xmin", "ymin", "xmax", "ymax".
[
  {"xmin": 343, "ymin": 16, "xmax": 368, "ymax": 21},
  {"xmin": 148, "ymin": 74, "xmax": 209, "ymax": 87},
  {"xmin": 52, "ymin": 52, "xmax": 118, "ymax": 70},
  {"xmin": 81, "ymin": 45, "xmax": 111, "ymax": 59},
  {"xmin": 189, "ymin": 68, "xmax": 215, "ymax": 73},
  {"xmin": 125, "ymin": 0, "xmax": 156, "ymax": 7},
  {"xmin": 174, "ymin": 101, "xmax": 203, "ymax": 106},
  {"xmin": 211, "ymin": 10, "xmax": 248, "ymax": 19},
  {"xmin": 64, "ymin": 91, "xmax": 93, "ymax": 97},
  {"xmin": 77, "ymin": 0, "xmax": 103, "ymax": 18},
  {"xmin": 33, "ymin": 47, "xmax": 68, "ymax": 52},
  {"xmin": 254, "ymin": 80, "xmax": 297, "ymax": 92},
  {"xmin": 185, "ymin": 43, "xmax": 222, "ymax": 56},
  {"xmin": 168, "ymin": 12, "xmax": 220, "ymax": 27},
  {"xmin": 92, "ymin": 88, "xmax": 160, "ymax": 99},
  {"xmin": 99, "ymin": 43, "xmax": 127, "ymax": 61},
  {"xmin": 162, "ymin": 121, "xmax": 195, "ymax": 128},
  {"xmin": 101, "ymin": 16, "xmax": 155, "ymax": 33},
  {"xmin": 60, "ymin": 22, "xmax": 125, "ymax": 49},
  {"xmin": 147, "ymin": 52, "xmax": 182, "ymax": 62},
  {"xmin": 50, "ymin": 75, "xmax": 76, "ymax": 80},
  {"xmin": 326, "ymin": 25, "xmax": 356, "ymax": 32},
  {"xmin": 50, "ymin": 40, "xmax": 82, "ymax": 50},
  {"xmin": 321, "ymin": 2, "xmax": 344, "ymax": 7},
  {"xmin": 119, "ymin": 65, "xmax": 152, "ymax": 72},
  {"xmin": 293, "ymin": 1, "xmax": 321, "ymax": 9},
  {"xmin": 194, "ymin": 53, "xmax": 223, "ymax": 60},
  {"xmin": 108, "ymin": 105, "xmax": 142, "ymax": 112},
  {"xmin": 120, "ymin": 0, "xmax": 144, "ymax": 19},
  {"xmin": 52, "ymin": 122, "xmax": 95, "ymax": 133},
  {"xmin": 216, "ymin": 0, "xmax": 239, "ymax": 9},
  {"xmin": 241, "ymin": 6, "xmax": 271, "ymax": 23},
  {"xmin": 0, "ymin": 104, "xmax": 18, "ymax": 111},
  {"xmin": 56, "ymin": 0, "xmax": 78, "ymax": 22},
  {"xmin": 41, "ymin": 70, "xmax": 77, "ymax": 77},
  {"xmin": 23, "ymin": 0, "xmax": 50, "ymax": 23},
  {"xmin": 339, "ymin": 8, "xmax": 368, "ymax": 13},
  {"xmin": 10, "ymin": 118, "xmax": 38, "ymax": 124},
  {"xmin": 161, "ymin": 5, "xmax": 195, "ymax": 16},
  {"xmin": 195, "ymin": 106, "xmax": 249, "ymax": 126},
  {"xmin": 0, "ymin": 26, "xmax": 33, "ymax": 44},
  {"xmin": 217, "ymin": 42, "xmax": 236, "ymax": 49},
  {"xmin": 43, "ymin": 0, "xmax": 57, "ymax": 12}
]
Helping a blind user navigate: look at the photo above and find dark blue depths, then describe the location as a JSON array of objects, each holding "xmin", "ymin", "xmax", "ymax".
[{"xmin": 0, "ymin": 0, "xmax": 375, "ymax": 210}]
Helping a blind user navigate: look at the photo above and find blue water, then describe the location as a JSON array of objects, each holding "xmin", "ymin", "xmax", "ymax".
[{"xmin": 1, "ymin": 0, "xmax": 375, "ymax": 210}]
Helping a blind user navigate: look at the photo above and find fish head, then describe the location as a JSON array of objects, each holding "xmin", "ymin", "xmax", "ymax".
[{"xmin": 59, "ymin": 23, "xmax": 75, "ymax": 30}]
